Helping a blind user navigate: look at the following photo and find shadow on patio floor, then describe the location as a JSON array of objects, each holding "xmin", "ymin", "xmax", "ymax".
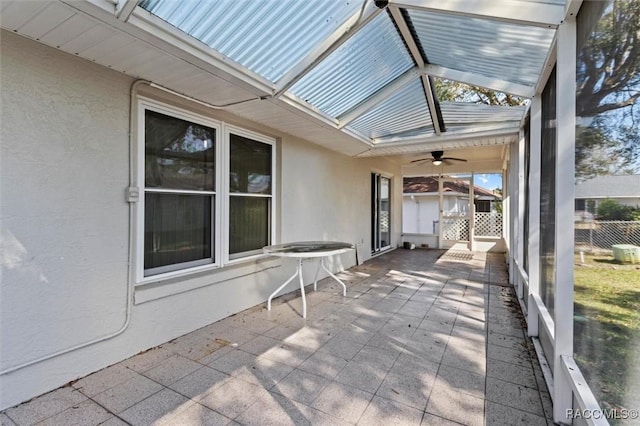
[{"xmin": 2, "ymin": 249, "xmax": 553, "ymax": 426}]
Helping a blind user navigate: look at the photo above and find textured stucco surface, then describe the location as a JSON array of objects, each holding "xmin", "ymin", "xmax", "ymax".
[
  {"xmin": 1, "ymin": 30, "xmax": 132, "ymax": 367},
  {"xmin": 0, "ymin": 30, "xmax": 402, "ymax": 410}
]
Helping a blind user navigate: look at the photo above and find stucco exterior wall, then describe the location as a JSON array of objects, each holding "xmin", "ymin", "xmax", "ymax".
[{"xmin": 0, "ymin": 31, "xmax": 402, "ymax": 409}]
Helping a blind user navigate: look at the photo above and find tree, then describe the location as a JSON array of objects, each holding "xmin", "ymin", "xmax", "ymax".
[
  {"xmin": 435, "ymin": 79, "xmax": 527, "ymax": 107},
  {"xmin": 576, "ymin": 0, "xmax": 640, "ymax": 118},
  {"xmin": 596, "ymin": 199, "xmax": 639, "ymax": 221},
  {"xmin": 575, "ymin": 0, "xmax": 640, "ymax": 179}
]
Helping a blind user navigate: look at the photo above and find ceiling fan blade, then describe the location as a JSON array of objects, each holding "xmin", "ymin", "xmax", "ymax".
[
  {"xmin": 442, "ymin": 157, "xmax": 468, "ymax": 162},
  {"xmin": 410, "ymin": 158, "xmax": 430, "ymax": 163}
]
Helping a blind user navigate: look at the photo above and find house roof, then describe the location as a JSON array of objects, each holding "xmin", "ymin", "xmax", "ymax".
[
  {"xmin": 0, "ymin": 0, "xmax": 572, "ymax": 161},
  {"xmin": 575, "ymin": 175, "xmax": 640, "ymax": 199},
  {"xmin": 403, "ymin": 176, "xmax": 499, "ymax": 198}
]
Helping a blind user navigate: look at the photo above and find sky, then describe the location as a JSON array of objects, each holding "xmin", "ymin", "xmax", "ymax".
[{"xmin": 475, "ymin": 173, "xmax": 502, "ymax": 191}]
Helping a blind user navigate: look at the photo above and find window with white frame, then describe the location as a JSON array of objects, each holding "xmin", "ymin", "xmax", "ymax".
[
  {"xmin": 227, "ymin": 129, "xmax": 273, "ymax": 260},
  {"xmin": 139, "ymin": 99, "xmax": 275, "ymax": 279}
]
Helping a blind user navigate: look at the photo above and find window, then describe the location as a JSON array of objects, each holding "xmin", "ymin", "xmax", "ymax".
[
  {"xmin": 228, "ymin": 130, "xmax": 273, "ymax": 259},
  {"xmin": 138, "ymin": 99, "xmax": 275, "ymax": 279}
]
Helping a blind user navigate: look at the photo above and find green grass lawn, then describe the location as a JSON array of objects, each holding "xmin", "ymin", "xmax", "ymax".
[{"xmin": 573, "ymin": 253, "xmax": 640, "ymax": 423}]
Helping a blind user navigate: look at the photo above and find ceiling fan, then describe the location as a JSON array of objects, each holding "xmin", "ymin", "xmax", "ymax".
[{"xmin": 410, "ymin": 150, "xmax": 468, "ymax": 166}]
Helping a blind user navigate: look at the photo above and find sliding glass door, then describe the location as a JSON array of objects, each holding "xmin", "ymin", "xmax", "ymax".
[{"xmin": 372, "ymin": 173, "xmax": 391, "ymax": 253}]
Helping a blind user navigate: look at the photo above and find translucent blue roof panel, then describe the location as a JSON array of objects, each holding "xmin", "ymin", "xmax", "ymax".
[
  {"xmin": 138, "ymin": 0, "xmax": 363, "ymax": 83},
  {"xmin": 347, "ymin": 78, "xmax": 433, "ymax": 139},
  {"xmin": 440, "ymin": 102, "xmax": 526, "ymax": 125},
  {"xmin": 408, "ymin": 9, "xmax": 554, "ymax": 86},
  {"xmin": 289, "ymin": 13, "xmax": 415, "ymax": 118}
]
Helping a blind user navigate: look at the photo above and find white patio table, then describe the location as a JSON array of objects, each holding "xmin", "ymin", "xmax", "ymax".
[{"xmin": 263, "ymin": 241, "xmax": 355, "ymax": 318}]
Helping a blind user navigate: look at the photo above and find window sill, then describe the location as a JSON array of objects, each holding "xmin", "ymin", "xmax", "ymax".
[{"xmin": 134, "ymin": 255, "xmax": 282, "ymax": 304}]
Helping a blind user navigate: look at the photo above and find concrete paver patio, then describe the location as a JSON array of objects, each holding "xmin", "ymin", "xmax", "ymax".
[{"xmin": 2, "ymin": 249, "xmax": 554, "ymax": 425}]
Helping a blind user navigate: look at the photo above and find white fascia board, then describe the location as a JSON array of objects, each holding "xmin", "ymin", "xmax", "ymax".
[
  {"xmin": 337, "ymin": 68, "xmax": 421, "ymax": 128},
  {"xmin": 390, "ymin": 0, "xmax": 564, "ymax": 28},
  {"xmin": 423, "ymin": 64, "xmax": 535, "ymax": 98},
  {"xmin": 403, "ymin": 192, "xmax": 440, "ymax": 196},
  {"xmin": 128, "ymin": 8, "xmax": 275, "ymax": 95},
  {"xmin": 274, "ymin": 1, "xmax": 382, "ymax": 97}
]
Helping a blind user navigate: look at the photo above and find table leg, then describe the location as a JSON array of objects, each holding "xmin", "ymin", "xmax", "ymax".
[
  {"xmin": 298, "ymin": 259, "xmax": 307, "ymax": 318},
  {"xmin": 313, "ymin": 258, "xmax": 322, "ymax": 291},
  {"xmin": 267, "ymin": 260, "xmax": 300, "ymax": 311},
  {"xmin": 321, "ymin": 259, "xmax": 347, "ymax": 296}
]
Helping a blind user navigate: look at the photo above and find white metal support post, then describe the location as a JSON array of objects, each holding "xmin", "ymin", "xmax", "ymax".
[
  {"xmin": 469, "ymin": 174, "xmax": 475, "ymax": 251},
  {"xmin": 528, "ymin": 96, "xmax": 542, "ymax": 337},
  {"xmin": 504, "ymin": 167, "xmax": 513, "ymax": 284},
  {"xmin": 517, "ymin": 129, "xmax": 526, "ymax": 300},
  {"xmin": 438, "ymin": 176, "xmax": 444, "ymax": 249},
  {"xmin": 510, "ymin": 141, "xmax": 519, "ymax": 290},
  {"xmin": 553, "ymin": 17, "xmax": 576, "ymax": 425}
]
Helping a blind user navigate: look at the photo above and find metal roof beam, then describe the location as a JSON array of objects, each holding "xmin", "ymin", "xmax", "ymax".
[
  {"xmin": 388, "ymin": 5, "xmax": 442, "ymax": 134},
  {"xmin": 389, "ymin": 0, "xmax": 564, "ymax": 28},
  {"xmin": 337, "ymin": 68, "xmax": 421, "ymax": 128},
  {"xmin": 115, "ymin": 0, "xmax": 138, "ymax": 21},
  {"xmin": 371, "ymin": 124, "xmax": 520, "ymax": 145},
  {"xmin": 273, "ymin": 1, "xmax": 382, "ymax": 99},
  {"xmin": 423, "ymin": 64, "xmax": 535, "ymax": 98}
]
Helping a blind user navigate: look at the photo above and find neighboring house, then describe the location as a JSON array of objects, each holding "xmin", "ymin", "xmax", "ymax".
[
  {"xmin": 574, "ymin": 175, "xmax": 640, "ymax": 219},
  {"xmin": 402, "ymin": 176, "xmax": 501, "ymax": 234}
]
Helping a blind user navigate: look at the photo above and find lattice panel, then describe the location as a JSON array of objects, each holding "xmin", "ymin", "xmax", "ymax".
[
  {"xmin": 475, "ymin": 212, "xmax": 503, "ymax": 237},
  {"xmin": 442, "ymin": 218, "xmax": 469, "ymax": 241}
]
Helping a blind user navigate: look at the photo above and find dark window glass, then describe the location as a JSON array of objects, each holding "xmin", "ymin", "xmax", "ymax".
[
  {"xmin": 145, "ymin": 110, "xmax": 215, "ymax": 191},
  {"xmin": 229, "ymin": 196, "xmax": 270, "ymax": 255},
  {"xmin": 229, "ymin": 133, "xmax": 272, "ymax": 256},
  {"xmin": 230, "ymin": 134, "xmax": 271, "ymax": 194},
  {"xmin": 144, "ymin": 193, "xmax": 213, "ymax": 271},
  {"xmin": 540, "ymin": 66, "xmax": 557, "ymax": 316}
]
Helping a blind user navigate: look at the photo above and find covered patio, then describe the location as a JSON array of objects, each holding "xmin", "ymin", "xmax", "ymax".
[
  {"xmin": 2, "ymin": 0, "xmax": 637, "ymax": 424},
  {"xmin": 2, "ymin": 249, "xmax": 552, "ymax": 425}
]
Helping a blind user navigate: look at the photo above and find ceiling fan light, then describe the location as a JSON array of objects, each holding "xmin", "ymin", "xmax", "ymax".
[{"xmin": 432, "ymin": 160, "xmax": 442, "ymax": 166}]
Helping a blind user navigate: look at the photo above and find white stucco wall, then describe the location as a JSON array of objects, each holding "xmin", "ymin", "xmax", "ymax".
[{"xmin": 0, "ymin": 31, "xmax": 402, "ymax": 409}]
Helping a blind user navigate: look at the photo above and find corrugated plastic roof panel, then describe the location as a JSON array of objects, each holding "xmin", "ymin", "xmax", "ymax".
[
  {"xmin": 289, "ymin": 13, "xmax": 415, "ymax": 118},
  {"xmin": 408, "ymin": 9, "xmax": 554, "ymax": 86},
  {"xmin": 440, "ymin": 102, "xmax": 526, "ymax": 125},
  {"xmin": 138, "ymin": 0, "xmax": 362, "ymax": 83},
  {"xmin": 347, "ymin": 78, "xmax": 433, "ymax": 139}
]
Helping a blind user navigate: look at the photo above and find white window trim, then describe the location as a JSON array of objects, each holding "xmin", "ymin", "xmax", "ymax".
[
  {"xmin": 134, "ymin": 97, "xmax": 277, "ymax": 286},
  {"xmin": 222, "ymin": 124, "xmax": 277, "ymax": 265}
]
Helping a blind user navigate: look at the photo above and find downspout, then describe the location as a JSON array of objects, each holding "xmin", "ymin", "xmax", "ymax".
[{"xmin": 0, "ymin": 79, "xmax": 149, "ymax": 376}]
